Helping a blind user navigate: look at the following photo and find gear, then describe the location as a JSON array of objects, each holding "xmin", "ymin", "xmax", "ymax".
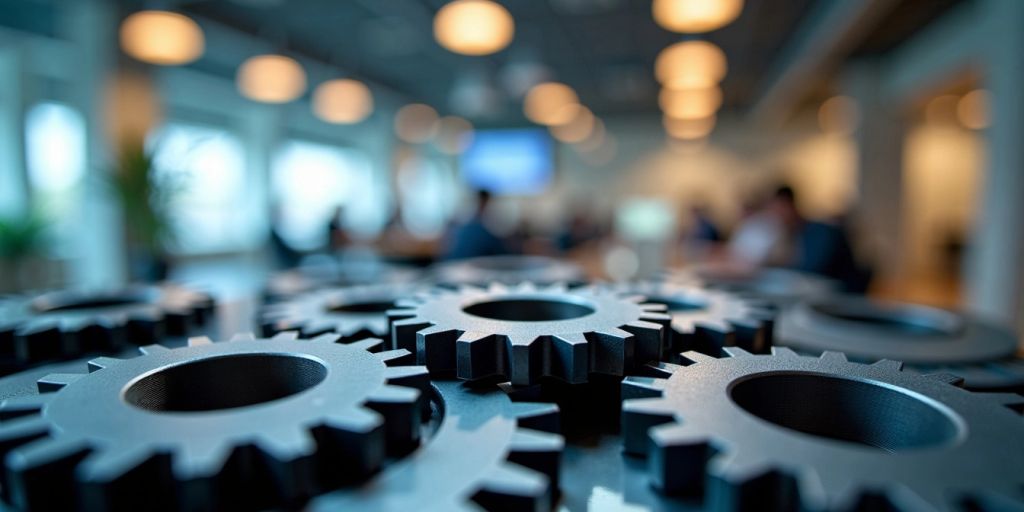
[
  {"xmin": 260, "ymin": 284, "xmax": 424, "ymax": 344},
  {"xmin": 778, "ymin": 295, "xmax": 1024, "ymax": 391},
  {"xmin": 669, "ymin": 265, "xmax": 836, "ymax": 306},
  {"xmin": 621, "ymin": 347, "xmax": 1024, "ymax": 511},
  {"xmin": 389, "ymin": 283, "xmax": 670, "ymax": 386},
  {"xmin": 310, "ymin": 379, "xmax": 564, "ymax": 512},
  {"xmin": 0, "ymin": 284, "xmax": 215, "ymax": 366},
  {"xmin": 610, "ymin": 281, "xmax": 775, "ymax": 357},
  {"xmin": 0, "ymin": 332, "xmax": 430, "ymax": 512},
  {"xmin": 264, "ymin": 261, "xmax": 420, "ymax": 301},
  {"xmin": 431, "ymin": 255, "xmax": 586, "ymax": 287}
]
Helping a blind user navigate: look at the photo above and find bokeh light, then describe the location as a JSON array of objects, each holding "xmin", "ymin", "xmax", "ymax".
[
  {"xmin": 434, "ymin": 116, "xmax": 475, "ymax": 154},
  {"xmin": 659, "ymin": 85, "xmax": 722, "ymax": 120},
  {"xmin": 664, "ymin": 114, "xmax": 715, "ymax": 140},
  {"xmin": 395, "ymin": 103, "xmax": 440, "ymax": 143},
  {"xmin": 434, "ymin": 0, "xmax": 515, "ymax": 56},
  {"xmin": 957, "ymin": 89, "xmax": 990, "ymax": 130},
  {"xmin": 652, "ymin": 0, "xmax": 744, "ymax": 33},
  {"xmin": 313, "ymin": 79, "xmax": 374, "ymax": 124},
  {"xmin": 524, "ymin": 82, "xmax": 580, "ymax": 126},
  {"xmin": 549, "ymin": 105, "xmax": 595, "ymax": 143},
  {"xmin": 119, "ymin": 10, "xmax": 205, "ymax": 66},
  {"xmin": 236, "ymin": 54, "xmax": 307, "ymax": 104},
  {"xmin": 818, "ymin": 95, "xmax": 860, "ymax": 134},
  {"xmin": 655, "ymin": 40, "xmax": 727, "ymax": 89}
]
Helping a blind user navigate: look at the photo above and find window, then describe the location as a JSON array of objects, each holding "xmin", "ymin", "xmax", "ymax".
[
  {"xmin": 25, "ymin": 102, "xmax": 86, "ymax": 257},
  {"xmin": 272, "ymin": 140, "xmax": 379, "ymax": 251},
  {"xmin": 397, "ymin": 155, "xmax": 459, "ymax": 239},
  {"xmin": 150, "ymin": 123, "xmax": 257, "ymax": 254}
]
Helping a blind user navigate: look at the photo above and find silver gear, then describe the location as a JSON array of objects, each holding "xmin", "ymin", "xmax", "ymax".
[
  {"xmin": 778, "ymin": 295, "xmax": 1024, "ymax": 391},
  {"xmin": 264, "ymin": 261, "xmax": 420, "ymax": 301},
  {"xmin": 259, "ymin": 284, "xmax": 424, "ymax": 344},
  {"xmin": 310, "ymin": 379, "xmax": 564, "ymax": 511},
  {"xmin": 0, "ymin": 332, "xmax": 429, "ymax": 511},
  {"xmin": 610, "ymin": 281, "xmax": 775, "ymax": 356},
  {"xmin": 621, "ymin": 347, "xmax": 1024, "ymax": 511},
  {"xmin": 669, "ymin": 265, "xmax": 837, "ymax": 306},
  {"xmin": 431, "ymin": 256, "xmax": 586, "ymax": 287},
  {"xmin": 0, "ymin": 283, "xmax": 215, "ymax": 365},
  {"xmin": 388, "ymin": 282, "xmax": 670, "ymax": 386}
]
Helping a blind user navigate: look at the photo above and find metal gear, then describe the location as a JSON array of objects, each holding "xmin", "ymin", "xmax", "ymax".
[
  {"xmin": 430, "ymin": 255, "xmax": 586, "ymax": 287},
  {"xmin": 0, "ymin": 332, "xmax": 430, "ymax": 512},
  {"xmin": 610, "ymin": 281, "xmax": 775, "ymax": 357},
  {"xmin": 669, "ymin": 265, "xmax": 837, "ymax": 306},
  {"xmin": 264, "ymin": 260, "xmax": 421, "ymax": 302},
  {"xmin": 259, "ymin": 284, "xmax": 424, "ymax": 344},
  {"xmin": 621, "ymin": 347, "xmax": 1024, "ymax": 511},
  {"xmin": 389, "ymin": 282, "xmax": 670, "ymax": 386},
  {"xmin": 777, "ymin": 295, "xmax": 1024, "ymax": 391},
  {"xmin": 0, "ymin": 284, "xmax": 215, "ymax": 366},
  {"xmin": 310, "ymin": 379, "xmax": 564, "ymax": 512}
]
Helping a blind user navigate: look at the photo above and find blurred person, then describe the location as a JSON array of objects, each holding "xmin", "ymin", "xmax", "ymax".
[
  {"xmin": 269, "ymin": 204, "xmax": 301, "ymax": 269},
  {"xmin": 680, "ymin": 203, "xmax": 724, "ymax": 263},
  {"xmin": 556, "ymin": 210, "xmax": 599, "ymax": 252},
  {"xmin": 326, "ymin": 205, "xmax": 350, "ymax": 254},
  {"xmin": 442, "ymin": 190, "xmax": 514, "ymax": 260}
]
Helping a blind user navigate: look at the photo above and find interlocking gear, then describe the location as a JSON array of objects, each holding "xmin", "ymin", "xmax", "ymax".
[
  {"xmin": 260, "ymin": 284, "xmax": 424, "ymax": 344},
  {"xmin": 389, "ymin": 283, "xmax": 670, "ymax": 386},
  {"xmin": 621, "ymin": 347, "xmax": 1024, "ymax": 511},
  {"xmin": 431, "ymin": 255, "xmax": 586, "ymax": 287},
  {"xmin": 0, "ymin": 284, "xmax": 215, "ymax": 366},
  {"xmin": 264, "ymin": 260, "xmax": 420, "ymax": 301},
  {"xmin": 778, "ymin": 295, "xmax": 1024, "ymax": 391},
  {"xmin": 669, "ymin": 265, "xmax": 836, "ymax": 306},
  {"xmin": 0, "ymin": 332, "xmax": 429, "ymax": 512},
  {"xmin": 311, "ymin": 379, "xmax": 564, "ymax": 511},
  {"xmin": 611, "ymin": 281, "xmax": 774, "ymax": 356}
]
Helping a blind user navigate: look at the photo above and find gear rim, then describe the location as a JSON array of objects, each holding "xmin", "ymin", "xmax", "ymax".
[
  {"xmin": 621, "ymin": 347, "xmax": 1024, "ymax": 511},
  {"xmin": 431, "ymin": 255, "xmax": 586, "ymax": 287}
]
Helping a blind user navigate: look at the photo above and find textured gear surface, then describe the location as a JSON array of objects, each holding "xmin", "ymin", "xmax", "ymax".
[
  {"xmin": 311, "ymin": 380, "xmax": 564, "ymax": 512},
  {"xmin": 0, "ymin": 283, "xmax": 214, "ymax": 365},
  {"xmin": 621, "ymin": 348, "xmax": 1024, "ymax": 511},
  {"xmin": 611, "ymin": 281, "xmax": 774, "ymax": 356},
  {"xmin": 260, "ymin": 284, "xmax": 424, "ymax": 343},
  {"xmin": 778, "ymin": 296, "xmax": 1023, "ymax": 390},
  {"xmin": 669, "ymin": 265, "xmax": 836, "ymax": 306},
  {"xmin": 389, "ymin": 283, "xmax": 670, "ymax": 386},
  {"xmin": 264, "ymin": 260, "xmax": 420, "ymax": 301},
  {"xmin": 0, "ymin": 332, "xmax": 429, "ymax": 511},
  {"xmin": 431, "ymin": 255, "xmax": 585, "ymax": 287}
]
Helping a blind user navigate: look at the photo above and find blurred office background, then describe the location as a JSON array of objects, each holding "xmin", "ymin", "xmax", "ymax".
[{"xmin": 0, "ymin": 0, "xmax": 1021, "ymax": 336}]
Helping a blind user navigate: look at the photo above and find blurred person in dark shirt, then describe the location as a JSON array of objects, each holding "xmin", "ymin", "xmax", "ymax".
[{"xmin": 443, "ymin": 190, "xmax": 513, "ymax": 260}]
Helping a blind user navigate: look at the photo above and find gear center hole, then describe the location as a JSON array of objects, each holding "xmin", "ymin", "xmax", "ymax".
[
  {"xmin": 330, "ymin": 301, "xmax": 395, "ymax": 314},
  {"xmin": 124, "ymin": 354, "xmax": 328, "ymax": 413},
  {"xmin": 810, "ymin": 303, "xmax": 957, "ymax": 336},
  {"xmin": 729, "ymin": 373, "xmax": 963, "ymax": 451},
  {"xmin": 463, "ymin": 298, "xmax": 594, "ymax": 321}
]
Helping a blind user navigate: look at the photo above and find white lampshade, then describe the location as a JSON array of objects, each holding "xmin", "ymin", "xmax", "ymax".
[
  {"xmin": 237, "ymin": 54, "xmax": 307, "ymax": 104},
  {"xmin": 120, "ymin": 10, "xmax": 205, "ymax": 66}
]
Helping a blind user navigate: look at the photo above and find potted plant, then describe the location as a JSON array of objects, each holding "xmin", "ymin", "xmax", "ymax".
[{"xmin": 0, "ymin": 213, "xmax": 48, "ymax": 292}]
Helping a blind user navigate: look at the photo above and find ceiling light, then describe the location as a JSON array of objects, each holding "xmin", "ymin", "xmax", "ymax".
[
  {"xmin": 549, "ymin": 105, "xmax": 595, "ymax": 143},
  {"xmin": 313, "ymin": 79, "xmax": 374, "ymax": 124},
  {"xmin": 659, "ymin": 85, "xmax": 722, "ymax": 120},
  {"xmin": 957, "ymin": 89, "xmax": 990, "ymax": 130},
  {"xmin": 524, "ymin": 82, "xmax": 579, "ymax": 125},
  {"xmin": 119, "ymin": 10, "xmax": 204, "ymax": 66},
  {"xmin": 237, "ymin": 54, "xmax": 307, "ymax": 103},
  {"xmin": 652, "ymin": 0, "xmax": 744, "ymax": 33},
  {"xmin": 434, "ymin": 0, "xmax": 515, "ymax": 56},
  {"xmin": 664, "ymin": 114, "xmax": 715, "ymax": 140},
  {"xmin": 817, "ymin": 95, "xmax": 859, "ymax": 134},
  {"xmin": 655, "ymin": 40, "xmax": 727, "ymax": 89},
  {"xmin": 395, "ymin": 104, "xmax": 440, "ymax": 143},
  {"xmin": 434, "ymin": 116, "xmax": 475, "ymax": 154}
]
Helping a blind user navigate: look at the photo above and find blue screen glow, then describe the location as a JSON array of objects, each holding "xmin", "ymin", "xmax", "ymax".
[{"xmin": 460, "ymin": 128, "xmax": 553, "ymax": 195}]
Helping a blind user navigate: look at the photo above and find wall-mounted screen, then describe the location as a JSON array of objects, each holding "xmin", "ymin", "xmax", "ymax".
[{"xmin": 460, "ymin": 128, "xmax": 553, "ymax": 195}]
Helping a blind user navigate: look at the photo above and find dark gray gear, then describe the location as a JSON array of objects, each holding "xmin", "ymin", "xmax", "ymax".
[
  {"xmin": 310, "ymin": 379, "xmax": 564, "ymax": 511},
  {"xmin": 259, "ymin": 284, "xmax": 424, "ymax": 344},
  {"xmin": 621, "ymin": 347, "xmax": 1024, "ymax": 511},
  {"xmin": 0, "ymin": 284, "xmax": 215, "ymax": 365},
  {"xmin": 669, "ymin": 265, "xmax": 837, "ymax": 306},
  {"xmin": 777, "ymin": 295, "xmax": 1024, "ymax": 391},
  {"xmin": 0, "ymin": 332, "xmax": 430, "ymax": 512},
  {"xmin": 431, "ymin": 255, "xmax": 586, "ymax": 287},
  {"xmin": 610, "ymin": 281, "xmax": 775, "ymax": 356},
  {"xmin": 389, "ymin": 282, "xmax": 670, "ymax": 386},
  {"xmin": 264, "ymin": 261, "xmax": 421, "ymax": 301}
]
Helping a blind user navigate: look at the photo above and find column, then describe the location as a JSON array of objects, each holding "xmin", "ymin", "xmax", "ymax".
[{"xmin": 0, "ymin": 45, "xmax": 30, "ymax": 218}]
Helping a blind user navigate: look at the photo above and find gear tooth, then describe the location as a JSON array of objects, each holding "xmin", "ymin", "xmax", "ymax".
[
  {"xmin": 647, "ymin": 423, "xmax": 713, "ymax": 496},
  {"xmin": 642, "ymin": 302, "xmax": 670, "ymax": 313},
  {"xmin": 138, "ymin": 344, "xmax": 171, "ymax": 355},
  {"xmin": 771, "ymin": 346, "xmax": 800, "ymax": 358},
  {"xmin": 622, "ymin": 376, "xmax": 668, "ymax": 399},
  {"xmin": 722, "ymin": 346, "xmax": 753, "ymax": 358},
  {"xmin": 187, "ymin": 335, "xmax": 213, "ymax": 347},
  {"xmin": 472, "ymin": 461, "xmax": 551, "ymax": 512},
  {"xmin": 547, "ymin": 282, "xmax": 568, "ymax": 293},
  {"xmin": 36, "ymin": 373, "xmax": 84, "ymax": 393},
  {"xmin": 923, "ymin": 372, "xmax": 966, "ymax": 387},
  {"xmin": 646, "ymin": 361, "xmax": 684, "ymax": 377},
  {"xmin": 76, "ymin": 444, "xmax": 154, "ymax": 484},
  {"xmin": 87, "ymin": 356, "xmax": 123, "ymax": 372},
  {"xmin": 982, "ymin": 392, "xmax": 1024, "ymax": 414},
  {"xmin": 351, "ymin": 337, "xmax": 383, "ymax": 352},
  {"xmin": 457, "ymin": 333, "xmax": 505, "ymax": 381},
  {"xmin": 819, "ymin": 350, "xmax": 849, "ymax": 363},
  {"xmin": 6, "ymin": 436, "xmax": 91, "ymax": 474},
  {"xmin": 517, "ymin": 282, "xmax": 538, "ymax": 292},
  {"xmin": 255, "ymin": 429, "xmax": 317, "ymax": 462},
  {"xmin": 507, "ymin": 429, "xmax": 563, "ymax": 486},
  {"xmin": 270, "ymin": 331, "xmax": 299, "ymax": 342},
  {"xmin": 390, "ymin": 318, "xmax": 431, "ymax": 352},
  {"xmin": 698, "ymin": 319, "xmax": 736, "ymax": 336},
  {"xmin": 229, "ymin": 332, "xmax": 257, "ymax": 342},
  {"xmin": 0, "ymin": 394, "xmax": 53, "ymax": 420},
  {"xmin": 870, "ymin": 358, "xmax": 904, "ymax": 371},
  {"xmin": 172, "ymin": 443, "xmax": 233, "ymax": 481},
  {"xmin": 457, "ymin": 330, "xmax": 489, "ymax": 343},
  {"xmin": 487, "ymin": 282, "xmax": 508, "ymax": 293},
  {"xmin": 365, "ymin": 385, "xmax": 423, "ymax": 453},
  {"xmin": 508, "ymin": 402, "xmax": 561, "ymax": 434},
  {"xmin": 376, "ymin": 348, "xmax": 414, "ymax": 366},
  {"xmin": 621, "ymin": 398, "xmax": 676, "ymax": 455},
  {"xmin": 551, "ymin": 333, "xmax": 589, "ymax": 384},
  {"xmin": 594, "ymin": 326, "xmax": 632, "ymax": 340},
  {"xmin": 306, "ymin": 332, "xmax": 340, "ymax": 345},
  {"xmin": 680, "ymin": 350, "xmax": 717, "ymax": 364},
  {"xmin": 383, "ymin": 365, "xmax": 431, "ymax": 387},
  {"xmin": 506, "ymin": 335, "xmax": 543, "ymax": 386}
]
